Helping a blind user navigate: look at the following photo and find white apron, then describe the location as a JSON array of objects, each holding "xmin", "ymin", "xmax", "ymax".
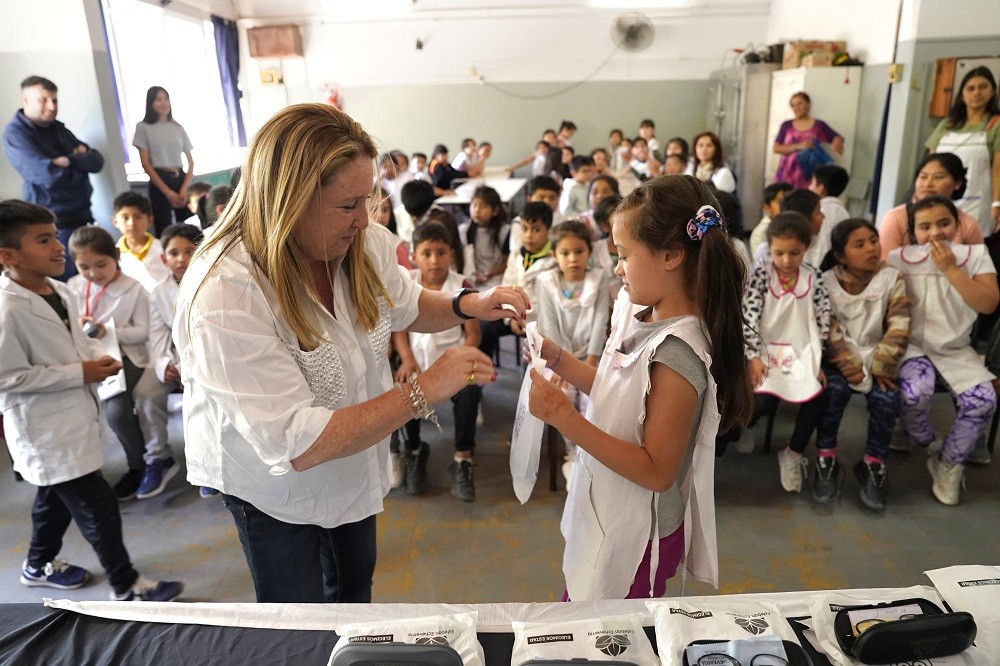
[
  {"xmin": 937, "ymin": 124, "xmax": 993, "ymax": 237},
  {"xmin": 408, "ymin": 270, "xmax": 466, "ymax": 369},
  {"xmin": 888, "ymin": 244, "xmax": 996, "ymax": 394},
  {"xmin": 561, "ymin": 301, "xmax": 720, "ymax": 601},
  {"xmin": 756, "ymin": 266, "xmax": 823, "ymax": 403},
  {"xmin": 823, "ymin": 267, "xmax": 900, "ymax": 394}
]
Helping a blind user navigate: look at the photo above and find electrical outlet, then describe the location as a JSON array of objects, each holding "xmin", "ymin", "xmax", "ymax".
[{"xmin": 888, "ymin": 63, "xmax": 903, "ymax": 83}]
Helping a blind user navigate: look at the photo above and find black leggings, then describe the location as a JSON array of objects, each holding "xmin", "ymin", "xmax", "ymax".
[{"xmin": 751, "ymin": 391, "xmax": 829, "ymax": 454}]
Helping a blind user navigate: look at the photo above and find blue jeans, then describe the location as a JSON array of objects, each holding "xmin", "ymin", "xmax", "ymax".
[
  {"xmin": 815, "ymin": 365, "xmax": 899, "ymax": 460},
  {"xmin": 223, "ymin": 494, "xmax": 377, "ymax": 603}
]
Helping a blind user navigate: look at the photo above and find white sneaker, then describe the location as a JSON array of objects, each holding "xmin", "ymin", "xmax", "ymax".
[
  {"xmin": 476, "ymin": 405, "xmax": 484, "ymax": 427},
  {"xmin": 921, "ymin": 437, "xmax": 943, "ymax": 457},
  {"xmin": 777, "ymin": 447, "xmax": 807, "ymax": 493},
  {"xmin": 927, "ymin": 456, "xmax": 964, "ymax": 506},
  {"xmin": 389, "ymin": 452, "xmax": 404, "ymax": 489}
]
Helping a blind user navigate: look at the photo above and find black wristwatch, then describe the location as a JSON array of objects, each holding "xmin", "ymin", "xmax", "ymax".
[{"xmin": 452, "ymin": 287, "xmax": 478, "ymax": 320}]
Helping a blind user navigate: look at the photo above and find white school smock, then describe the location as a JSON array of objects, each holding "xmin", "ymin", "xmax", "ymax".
[
  {"xmin": 535, "ymin": 268, "xmax": 610, "ymax": 360},
  {"xmin": 120, "ymin": 237, "xmax": 171, "ymax": 293},
  {"xmin": 562, "ymin": 295, "xmax": 720, "ymax": 600},
  {"xmin": 500, "ymin": 252, "xmax": 556, "ymax": 321},
  {"xmin": 0, "ymin": 274, "xmax": 106, "ymax": 486},
  {"xmin": 755, "ymin": 265, "xmax": 823, "ymax": 403},
  {"xmin": 823, "ymin": 266, "xmax": 900, "ymax": 393},
  {"xmin": 67, "ymin": 273, "xmax": 151, "ymax": 368},
  {"xmin": 148, "ymin": 276, "xmax": 179, "ymax": 383},
  {"xmin": 174, "ymin": 223, "xmax": 422, "ymax": 528},
  {"xmin": 888, "ymin": 243, "xmax": 996, "ymax": 394},
  {"xmin": 407, "ymin": 269, "xmax": 467, "ymax": 370}
]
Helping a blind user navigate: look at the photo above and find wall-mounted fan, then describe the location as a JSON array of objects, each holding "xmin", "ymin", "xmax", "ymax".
[{"xmin": 611, "ymin": 12, "xmax": 655, "ymax": 52}]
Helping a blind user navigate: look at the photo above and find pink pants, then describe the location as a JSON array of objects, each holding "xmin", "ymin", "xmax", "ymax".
[{"xmin": 562, "ymin": 523, "xmax": 685, "ymax": 601}]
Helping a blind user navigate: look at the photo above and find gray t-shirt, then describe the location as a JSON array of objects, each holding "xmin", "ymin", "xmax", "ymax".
[
  {"xmin": 620, "ymin": 310, "xmax": 707, "ymax": 537},
  {"xmin": 133, "ymin": 120, "xmax": 193, "ymax": 169}
]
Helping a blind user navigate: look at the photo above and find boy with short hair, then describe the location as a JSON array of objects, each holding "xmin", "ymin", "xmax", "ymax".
[
  {"xmin": 0, "ymin": 199, "xmax": 182, "ymax": 601},
  {"xmin": 559, "ymin": 155, "xmax": 595, "ymax": 216},
  {"xmin": 113, "ymin": 192, "xmax": 169, "ymax": 292},
  {"xmin": 749, "ymin": 181, "xmax": 793, "ymax": 257},
  {"xmin": 509, "ymin": 175, "xmax": 562, "ymax": 255},
  {"xmin": 134, "ymin": 223, "xmax": 213, "ymax": 497},
  {"xmin": 810, "ymin": 165, "xmax": 851, "ymax": 236},
  {"xmin": 752, "ymin": 188, "xmax": 825, "ymax": 267},
  {"xmin": 639, "ymin": 118, "xmax": 661, "ymax": 159},
  {"xmin": 663, "ymin": 154, "xmax": 687, "ymax": 176},
  {"xmin": 391, "ymin": 221, "xmax": 483, "ymax": 501},
  {"xmin": 410, "ymin": 152, "xmax": 429, "ymax": 181}
]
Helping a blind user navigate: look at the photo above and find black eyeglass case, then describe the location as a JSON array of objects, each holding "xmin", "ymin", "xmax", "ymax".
[
  {"xmin": 832, "ymin": 598, "xmax": 977, "ymax": 664},
  {"xmin": 329, "ymin": 642, "xmax": 464, "ymax": 665},
  {"xmin": 680, "ymin": 639, "xmax": 813, "ymax": 666}
]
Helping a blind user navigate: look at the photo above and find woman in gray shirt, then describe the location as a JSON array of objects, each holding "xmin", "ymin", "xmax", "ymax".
[{"xmin": 132, "ymin": 86, "xmax": 195, "ymax": 235}]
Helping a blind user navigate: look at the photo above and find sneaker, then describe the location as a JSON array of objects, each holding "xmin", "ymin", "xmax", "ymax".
[
  {"xmin": 135, "ymin": 457, "xmax": 180, "ymax": 499},
  {"xmin": 404, "ymin": 442, "xmax": 429, "ymax": 496},
  {"xmin": 20, "ymin": 558, "xmax": 91, "ymax": 589},
  {"xmin": 112, "ymin": 576, "xmax": 183, "ymax": 602},
  {"xmin": 919, "ymin": 437, "xmax": 943, "ymax": 458},
  {"xmin": 449, "ymin": 458, "xmax": 476, "ymax": 502},
  {"xmin": 809, "ymin": 455, "xmax": 843, "ymax": 503},
  {"xmin": 927, "ymin": 456, "xmax": 964, "ymax": 506},
  {"xmin": 389, "ymin": 452, "xmax": 404, "ymax": 489},
  {"xmin": 476, "ymin": 405, "xmax": 485, "ymax": 427},
  {"xmin": 113, "ymin": 468, "xmax": 144, "ymax": 501},
  {"xmin": 733, "ymin": 428, "xmax": 755, "ymax": 454},
  {"xmin": 967, "ymin": 435, "xmax": 992, "ymax": 465},
  {"xmin": 854, "ymin": 460, "xmax": 888, "ymax": 512},
  {"xmin": 199, "ymin": 486, "xmax": 220, "ymax": 499},
  {"xmin": 777, "ymin": 447, "xmax": 808, "ymax": 493}
]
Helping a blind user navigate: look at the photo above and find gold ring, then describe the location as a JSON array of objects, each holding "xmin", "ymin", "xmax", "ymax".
[
  {"xmin": 472, "ymin": 361, "xmax": 479, "ymax": 374},
  {"xmin": 466, "ymin": 373, "xmax": 476, "ymax": 385}
]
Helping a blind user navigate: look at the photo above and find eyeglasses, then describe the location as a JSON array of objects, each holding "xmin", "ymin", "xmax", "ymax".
[{"xmin": 695, "ymin": 655, "xmax": 790, "ymax": 666}]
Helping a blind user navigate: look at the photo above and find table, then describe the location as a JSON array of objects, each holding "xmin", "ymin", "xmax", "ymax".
[{"xmin": 435, "ymin": 178, "xmax": 527, "ymax": 205}]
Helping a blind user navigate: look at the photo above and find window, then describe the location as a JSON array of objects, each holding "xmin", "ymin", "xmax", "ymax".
[{"xmin": 101, "ymin": 0, "xmax": 238, "ymax": 176}]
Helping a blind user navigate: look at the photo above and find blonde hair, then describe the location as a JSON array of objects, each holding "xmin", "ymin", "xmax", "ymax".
[{"xmin": 194, "ymin": 103, "xmax": 388, "ymax": 350}]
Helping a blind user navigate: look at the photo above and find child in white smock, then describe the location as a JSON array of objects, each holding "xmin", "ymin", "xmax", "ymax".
[
  {"xmin": 528, "ymin": 175, "xmax": 754, "ymax": 600},
  {"xmin": 888, "ymin": 196, "xmax": 999, "ymax": 506}
]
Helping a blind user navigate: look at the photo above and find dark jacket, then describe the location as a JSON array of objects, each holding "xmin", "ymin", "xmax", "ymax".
[{"xmin": 3, "ymin": 110, "xmax": 104, "ymax": 227}]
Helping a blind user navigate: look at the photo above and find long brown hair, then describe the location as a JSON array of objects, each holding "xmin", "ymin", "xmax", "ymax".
[
  {"xmin": 192, "ymin": 103, "xmax": 387, "ymax": 350},
  {"xmin": 615, "ymin": 175, "xmax": 753, "ymax": 432}
]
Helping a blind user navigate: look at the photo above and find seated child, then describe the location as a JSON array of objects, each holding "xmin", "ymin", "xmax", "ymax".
[
  {"xmin": 0, "ymin": 200, "xmax": 182, "ymax": 601},
  {"xmin": 136, "ymin": 223, "xmax": 215, "ymax": 498},
  {"xmin": 509, "ymin": 175, "xmax": 562, "ymax": 255},
  {"xmin": 749, "ymin": 182, "xmax": 792, "ymax": 258},
  {"xmin": 479, "ymin": 202, "xmax": 556, "ymax": 357},
  {"xmin": 752, "ymin": 188, "xmax": 826, "ymax": 270},
  {"xmin": 196, "ymin": 185, "xmax": 232, "ymax": 229},
  {"xmin": 112, "ymin": 192, "xmax": 170, "ymax": 292},
  {"xmin": 66, "ymin": 226, "xmax": 165, "ymax": 501},
  {"xmin": 810, "ymin": 165, "xmax": 850, "ymax": 231},
  {"xmin": 185, "ymin": 182, "xmax": 211, "ymax": 219},
  {"xmin": 391, "ymin": 222, "xmax": 483, "ymax": 501},
  {"xmin": 815, "ymin": 219, "xmax": 910, "ymax": 510},
  {"xmin": 559, "ymin": 155, "xmax": 595, "ymax": 216},
  {"xmin": 888, "ymin": 196, "xmax": 999, "ymax": 506},
  {"xmin": 743, "ymin": 212, "xmax": 831, "ymax": 493},
  {"xmin": 590, "ymin": 195, "xmax": 624, "ymax": 301},
  {"xmin": 465, "ymin": 186, "xmax": 510, "ymax": 289}
]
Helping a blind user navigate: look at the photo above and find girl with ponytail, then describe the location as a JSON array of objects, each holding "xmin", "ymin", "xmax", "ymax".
[{"xmin": 528, "ymin": 175, "xmax": 753, "ymax": 600}]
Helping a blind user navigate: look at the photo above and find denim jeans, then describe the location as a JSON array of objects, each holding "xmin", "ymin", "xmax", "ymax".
[
  {"xmin": 28, "ymin": 471, "xmax": 139, "ymax": 595},
  {"xmin": 223, "ymin": 494, "xmax": 377, "ymax": 603},
  {"xmin": 104, "ymin": 355, "xmax": 147, "ymax": 472},
  {"xmin": 815, "ymin": 365, "xmax": 899, "ymax": 460}
]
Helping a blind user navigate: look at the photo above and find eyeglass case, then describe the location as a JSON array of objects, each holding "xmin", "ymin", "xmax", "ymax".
[
  {"xmin": 833, "ymin": 598, "xmax": 977, "ymax": 664},
  {"xmin": 329, "ymin": 642, "xmax": 464, "ymax": 665},
  {"xmin": 517, "ymin": 661, "xmax": 640, "ymax": 665},
  {"xmin": 680, "ymin": 639, "xmax": 813, "ymax": 666}
]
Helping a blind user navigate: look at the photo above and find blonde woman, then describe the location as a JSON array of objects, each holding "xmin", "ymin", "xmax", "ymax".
[{"xmin": 174, "ymin": 104, "xmax": 528, "ymax": 603}]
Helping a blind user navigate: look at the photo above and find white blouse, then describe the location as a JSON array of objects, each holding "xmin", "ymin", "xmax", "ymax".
[{"xmin": 174, "ymin": 223, "xmax": 422, "ymax": 527}]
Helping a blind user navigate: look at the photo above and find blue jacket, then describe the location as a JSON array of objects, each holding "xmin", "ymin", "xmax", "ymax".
[{"xmin": 3, "ymin": 110, "xmax": 104, "ymax": 227}]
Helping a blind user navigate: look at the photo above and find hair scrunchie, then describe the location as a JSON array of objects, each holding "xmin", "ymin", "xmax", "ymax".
[{"xmin": 686, "ymin": 205, "xmax": 724, "ymax": 241}]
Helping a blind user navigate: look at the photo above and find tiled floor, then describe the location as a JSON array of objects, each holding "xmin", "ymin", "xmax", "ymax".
[{"xmin": 1, "ymin": 337, "xmax": 997, "ymax": 605}]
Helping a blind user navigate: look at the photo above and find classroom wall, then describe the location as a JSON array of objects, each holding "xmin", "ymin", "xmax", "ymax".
[{"xmin": 0, "ymin": 0, "xmax": 127, "ymax": 228}]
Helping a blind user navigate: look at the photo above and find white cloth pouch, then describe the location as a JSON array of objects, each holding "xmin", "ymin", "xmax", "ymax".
[
  {"xmin": 509, "ymin": 321, "xmax": 550, "ymax": 503},
  {"xmin": 511, "ymin": 613, "xmax": 658, "ymax": 665},
  {"xmin": 646, "ymin": 600, "xmax": 797, "ymax": 666},
  {"xmin": 329, "ymin": 612, "xmax": 485, "ymax": 666},
  {"xmin": 96, "ymin": 320, "xmax": 127, "ymax": 401}
]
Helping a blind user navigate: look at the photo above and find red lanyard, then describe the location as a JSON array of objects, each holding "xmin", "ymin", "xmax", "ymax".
[{"xmin": 83, "ymin": 280, "xmax": 108, "ymax": 318}]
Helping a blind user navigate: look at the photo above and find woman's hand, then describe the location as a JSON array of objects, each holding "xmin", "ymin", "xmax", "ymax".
[
  {"xmin": 394, "ymin": 357, "xmax": 421, "ymax": 383},
  {"xmin": 461, "ymin": 284, "xmax": 530, "ymax": 322},
  {"xmin": 929, "ymin": 238, "xmax": 958, "ymax": 274},
  {"xmin": 528, "ymin": 367, "xmax": 573, "ymax": 429},
  {"xmin": 748, "ymin": 356, "xmax": 767, "ymax": 389},
  {"xmin": 417, "ymin": 346, "xmax": 495, "ymax": 404}
]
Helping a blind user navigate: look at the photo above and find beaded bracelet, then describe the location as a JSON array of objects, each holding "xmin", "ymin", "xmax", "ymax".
[{"xmin": 396, "ymin": 375, "xmax": 442, "ymax": 432}]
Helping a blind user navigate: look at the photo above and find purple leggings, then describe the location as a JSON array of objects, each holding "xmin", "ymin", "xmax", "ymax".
[
  {"xmin": 562, "ymin": 523, "xmax": 685, "ymax": 601},
  {"xmin": 897, "ymin": 357, "xmax": 996, "ymax": 464}
]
